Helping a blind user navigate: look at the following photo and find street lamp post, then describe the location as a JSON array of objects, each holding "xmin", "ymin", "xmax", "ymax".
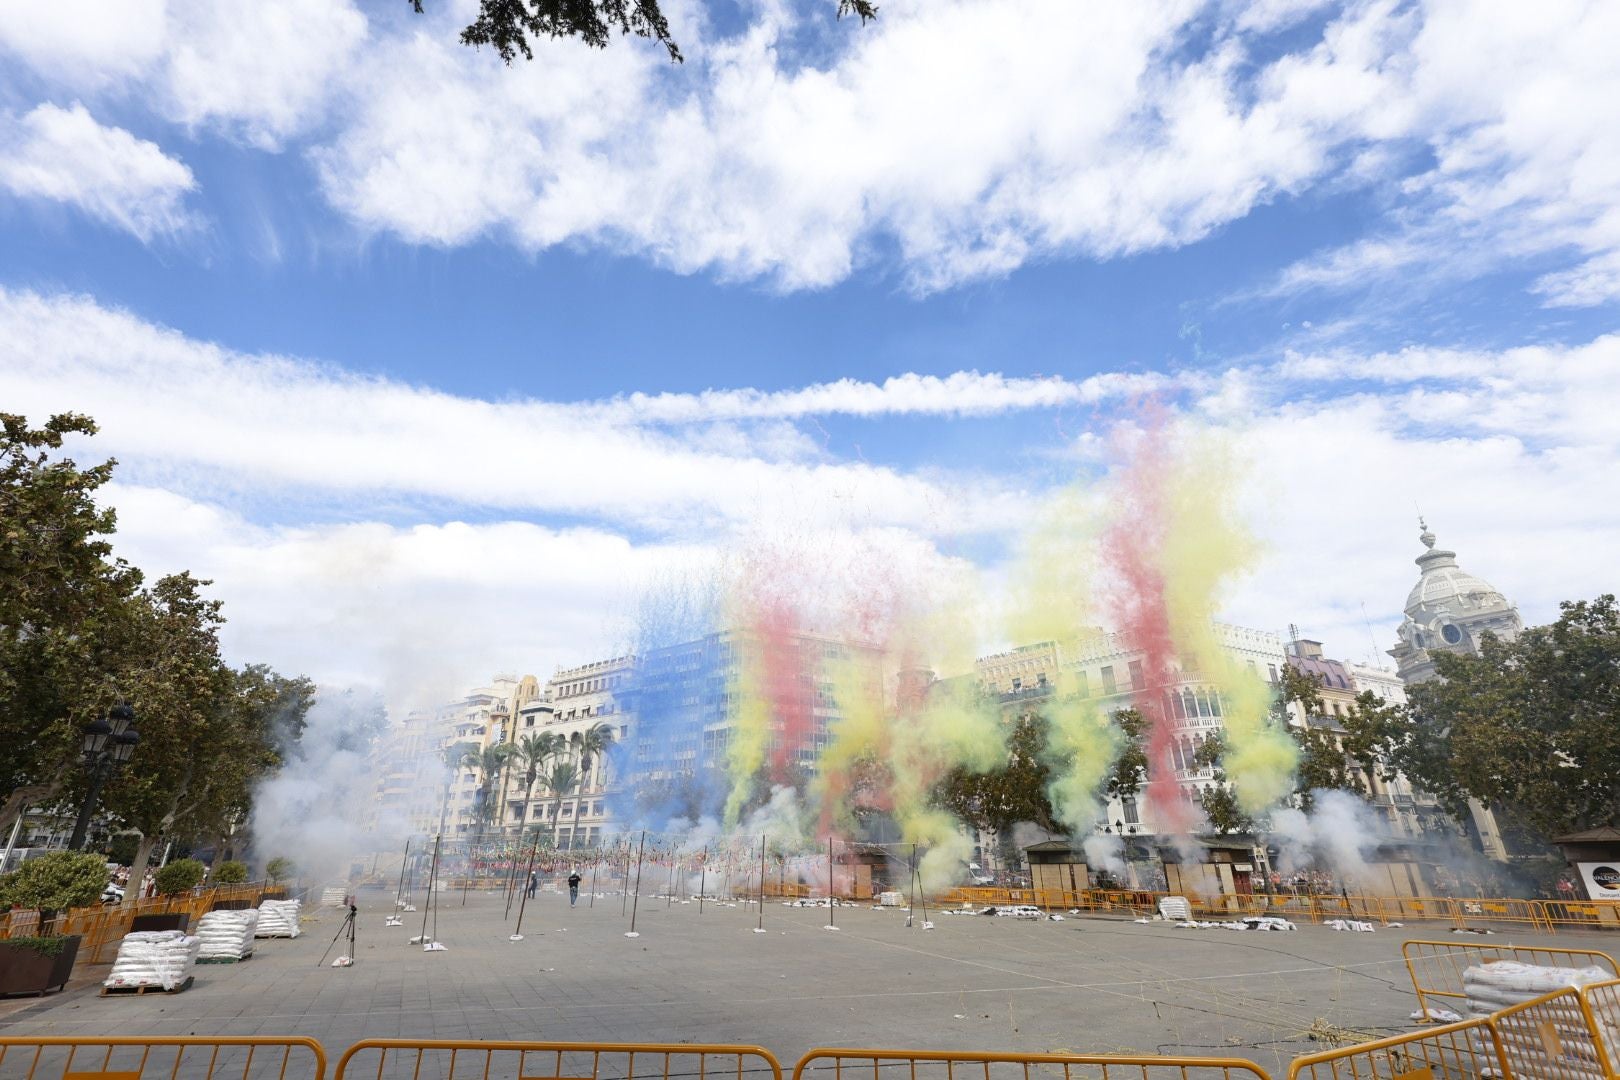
[{"xmin": 68, "ymin": 704, "xmax": 139, "ymax": 851}]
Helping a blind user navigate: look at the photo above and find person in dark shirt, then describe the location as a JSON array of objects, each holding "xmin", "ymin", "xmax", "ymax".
[{"xmin": 567, "ymin": 869, "xmax": 582, "ymax": 906}]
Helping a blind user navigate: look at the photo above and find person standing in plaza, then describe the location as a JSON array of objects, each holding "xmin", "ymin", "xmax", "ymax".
[
  {"xmin": 568, "ymin": 868, "xmax": 581, "ymax": 906},
  {"xmin": 527, "ymin": 870, "xmax": 538, "ymax": 898}
]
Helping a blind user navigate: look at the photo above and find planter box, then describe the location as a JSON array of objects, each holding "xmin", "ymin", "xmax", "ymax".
[{"xmin": 0, "ymin": 935, "xmax": 81, "ymax": 997}]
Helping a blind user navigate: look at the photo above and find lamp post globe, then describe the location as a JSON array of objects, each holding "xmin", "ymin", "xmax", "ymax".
[{"xmin": 69, "ymin": 704, "xmax": 138, "ymax": 852}]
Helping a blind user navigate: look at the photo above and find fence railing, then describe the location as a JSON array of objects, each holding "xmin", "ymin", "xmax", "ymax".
[
  {"xmin": 333, "ymin": 1040, "xmax": 783, "ymax": 1080},
  {"xmin": 0, "ymin": 1036, "xmax": 327, "ymax": 1080},
  {"xmin": 1403, "ymin": 940, "xmax": 1618, "ymax": 1019}
]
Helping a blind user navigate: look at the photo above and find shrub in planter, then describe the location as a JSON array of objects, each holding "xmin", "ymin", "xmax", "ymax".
[
  {"xmin": 0, "ymin": 935, "xmax": 82, "ymax": 996},
  {"xmin": 0, "ymin": 852, "xmax": 108, "ymax": 916},
  {"xmin": 154, "ymin": 858, "xmax": 206, "ymax": 896},
  {"xmin": 211, "ymin": 860, "xmax": 248, "ymax": 884}
]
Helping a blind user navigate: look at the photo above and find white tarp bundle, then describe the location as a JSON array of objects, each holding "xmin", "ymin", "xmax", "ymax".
[
  {"xmin": 196, "ymin": 909, "xmax": 258, "ymax": 959},
  {"xmin": 1463, "ymin": 961, "xmax": 1620, "ymax": 1080},
  {"xmin": 255, "ymin": 899, "xmax": 302, "ymax": 938},
  {"xmin": 104, "ymin": 930, "xmax": 200, "ymax": 990},
  {"xmin": 1158, "ymin": 896, "xmax": 1192, "ymax": 920},
  {"xmin": 1464, "ymin": 961, "xmax": 1614, "ymax": 1015}
]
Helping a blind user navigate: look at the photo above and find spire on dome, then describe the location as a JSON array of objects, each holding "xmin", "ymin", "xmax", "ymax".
[{"xmin": 1419, "ymin": 518, "xmax": 1436, "ymax": 550}]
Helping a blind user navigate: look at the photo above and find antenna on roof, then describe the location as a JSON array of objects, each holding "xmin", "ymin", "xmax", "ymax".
[{"xmin": 1360, "ymin": 602, "xmax": 1381, "ymax": 666}]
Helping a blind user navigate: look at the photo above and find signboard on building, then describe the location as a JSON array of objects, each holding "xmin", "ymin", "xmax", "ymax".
[{"xmin": 1576, "ymin": 862, "xmax": 1620, "ymax": 900}]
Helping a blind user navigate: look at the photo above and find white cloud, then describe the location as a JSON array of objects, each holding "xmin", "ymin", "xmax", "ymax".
[
  {"xmin": 1269, "ymin": 0, "xmax": 1620, "ymax": 308},
  {"xmin": 0, "ymin": 0, "xmax": 366, "ymax": 151},
  {"xmin": 0, "ymin": 0, "xmax": 168, "ymax": 92},
  {"xmin": 0, "ymin": 288, "xmax": 1041, "ymax": 537},
  {"xmin": 313, "ymin": 0, "xmax": 1414, "ymax": 291},
  {"xmin": 0, "ymin": 103, "xmax": 196, "ymax": 241}
]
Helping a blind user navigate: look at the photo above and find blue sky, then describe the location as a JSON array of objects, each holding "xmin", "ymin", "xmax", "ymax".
[{"xmin": 3, "ymin": 0, "xmax": 1618, "ymax": 705}]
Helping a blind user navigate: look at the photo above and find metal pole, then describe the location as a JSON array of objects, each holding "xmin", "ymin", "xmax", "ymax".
[
  {"xmin": 667, "ymin": 848, "xmax": 676, "ymax": 908},
  {"xmin": 589, "ymin": 851, "xmax": 599, "ymax": 909},
  {"xmin": 2, "ymin": 805, "xmax": 27, "ymax": 874},
  {"xmin": 757, "ymin": 834, "xmax": 766, "ymax": 932},
  {"xmin": 621, "ymin": 846, "xmax": 631, "ymax": 915},
  {"xmin": 512, "ymin": 838, "xmax": 539, "ymax": 938},
  {"xmin": 827, "ymin": 835, "xmax": 836, "ymax": 928},
  {"xmin": 907, "ymin": 843, "xmax": 916, "ymax": 928},
  {"xmin": 419, "ymin": 833, "xmax": 442, "ymax": 945},
  {"xmin": 68, "ymin": 759, "xmax": 111, "ymax": 851},
  {"xmin": 504, "ymin": 838, "xmax": 525, "ymax": 919},
  {"xmin": 393, "ymin": 837, "xmax": 412, "ymax": 908},
  {"xmin": 627, "ymin": 830, "xmax": 646, "ymax": 935},
  {"xmin": 698, "ymin": 846, "xmax": 707, "ymax": 914}
]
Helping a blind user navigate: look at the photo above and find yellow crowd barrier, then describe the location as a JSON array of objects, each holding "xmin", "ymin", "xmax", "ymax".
[
  {"xmin": 0, "ymin": 1036, "xmax": 326, "ymax": 1080},
  {"xmin": 333, "ymin": 1040, "xmax": 782, "ymax": 1080},
  {"xmin": 1487, "ymin": 979, "xmax": 1620, "ymax": 1080},
  {"xmin": 793, "ymin": 1048, "xmax": 1274, "ymax": 1080},
  {"xmin": 1287, "ymin": 1017, "xmax": 1505, "ymax": 1080},
  {"xmin": 1404, "ymin": 941, "xmax": 1618, "ymax": 1020},
  {"xmin": 1538, "ymin": 903, "xmax": 1620, "ymax": 933}
]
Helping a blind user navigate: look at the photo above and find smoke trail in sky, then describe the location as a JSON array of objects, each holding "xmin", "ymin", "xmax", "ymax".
[{"xmin": 1101, "ymin": 417, "xmax": 1197, "ymax": 836}]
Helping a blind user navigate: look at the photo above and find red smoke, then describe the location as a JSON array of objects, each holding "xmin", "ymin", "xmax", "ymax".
[{"xmin": 1102, "ymin": 415, "xmax": 1197, "ymax": 836}]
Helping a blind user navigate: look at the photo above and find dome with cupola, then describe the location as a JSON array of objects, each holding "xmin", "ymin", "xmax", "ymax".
[{"xmin": 1390, "ymin": 522, "xmax": 1522, "ymax": 683}]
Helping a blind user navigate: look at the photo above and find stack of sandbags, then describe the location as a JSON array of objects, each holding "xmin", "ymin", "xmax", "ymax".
[
  {"xmin": 1158, "ymin": 896, "xmax": 1192, "ymax": 920},
  {"xmin": 1464, "ymin": 961, "xmax": 1614, "ymax": 1016},
  {"xmin": 254, "ymin": 898, "xmax": 302, "ymax": 938},
  {"xmin": 1464, "ymin": 962, "xmax": 1620, "ymax": 1079},
  {"xmin": 196, "ymin": 909, "xmax": 258, "ymax": 959},
  {"xmin": 104, "ymin": 930, "xmax": 200, "ymax": 990},
  {"xmin": 320, "ymin": 886, "xmax": 347, "ymax": 908}
]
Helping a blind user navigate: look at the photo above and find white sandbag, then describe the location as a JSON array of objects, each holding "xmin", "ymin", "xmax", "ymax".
[
  {"xmin": 104, "ymin": 931, "xmax": 199, "ymax": 990},
  {"xmin": 196, "ymin": 909, "xmax": 257, "ymax": 958},
  {"xmin": 1158, "ymin": 896, "xmax": 1192, "ymax": 920},
  {"xmin": 254, "ymin": 899, "xmax": 302, "ymax": 938},
  {"xmin": 1463, "ymin": 962, "xmax": 1613, "ymax": 1016}
]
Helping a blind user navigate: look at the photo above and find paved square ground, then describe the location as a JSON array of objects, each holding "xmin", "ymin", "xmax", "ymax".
[{"xmin": 4, "ymin": 889, "xmax": 1612, "ymax": 1076}]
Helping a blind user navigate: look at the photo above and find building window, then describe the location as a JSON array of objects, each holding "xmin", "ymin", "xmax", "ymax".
[
  {"xmin": 1076, "ymin": 671, "xmax": 1089, "ymax": 697},
  {"xmin": 1128, "ymin": 660, "xmax": 1145, "ymax": 690},
  {"xmin": 1122, "ymin": 797, "xmax": 1140, "ymax": 825},
  {"xmin": 1101, "ymin": 666, "xmax": 1117, "ymax": 695},
  {"xmin": 1267, "ymin": 664, "xmax": 1279, "ymax": 683}
]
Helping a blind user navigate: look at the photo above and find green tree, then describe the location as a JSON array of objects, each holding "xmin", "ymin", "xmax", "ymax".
[
  {"xmin": 0, "ymin": 851, "xmax": 109, "ymax": 914},
  {"xmin": 511, "ymin": 731, "xmax": 565, "ymax": 834},
  {"xmin": 0, "ymin": 414, "xmax": 145, "ymax": 834},
  {"xmin": 1353, "ymin": 596, "xmax": 1620, "ymax": 841},
  {"xmin": 265, "ymin": 856, "xmax": 295, "ymax": 884},
  {"xmin": 417, "ymin": 0, "xmax": 878, "ymax": 67},
  {"xmin": 567, "ymin": 722, "xmax": 617, "ymax": 834},
  {"xmin": 461, "ymin": 743, "xmax": 515, "ymax": 841},
  {"xmin": 933, "ymin": 713, "xmax": 1061, "ymax": 836},
  {"xmin": 211, "ymin": 860, "xmax": 248, "ymax": 884},
  {"xmin": 1104, "ymin": 708, "xmax": 1149, "ymax": 803},
  {"xmin": 153, "ymin": 857, "xmax": 206, "ymax": 896},
  {"xmin": 540, "ymin": 759, "xmax": 582, "ymax": 847}
]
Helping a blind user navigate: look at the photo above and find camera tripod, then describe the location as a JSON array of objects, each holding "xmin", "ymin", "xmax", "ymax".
[{"xmin": 318, "ymin": 903, "xmax": 358, "ymax": 967}]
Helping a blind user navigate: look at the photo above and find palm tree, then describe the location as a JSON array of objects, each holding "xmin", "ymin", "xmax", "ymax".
[
  {"xmin": 541, "ymin": 759, "xmax": 583, "ymax": 849},
  {"xmin": 512, "ymin": 731, "xmax": 564, "ymax": 837},
  {"xmin": 466, "ymin": 743, "xmax": 515, "ymax": 843},
  {"xmin": 567, "ymin": 723, "xmax": 616, "ymax": 846}
]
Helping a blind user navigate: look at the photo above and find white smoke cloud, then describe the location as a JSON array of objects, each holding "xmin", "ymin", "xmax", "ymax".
[
  {"xmin": 250, "ymin": 687, "xmax": 391, "ymax": 883},
  {"xmin": 1268, "ymin": 788, "xmax": 1384, "ymax": 889}
]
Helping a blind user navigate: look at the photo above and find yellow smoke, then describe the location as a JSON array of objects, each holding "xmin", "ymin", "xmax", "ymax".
[
  {"xmin": 723, "ymin": 633, "xmax": 771, "ymax": 827},
  {"xmin": 1158, "ymin": 427, "xmax": 1297, "ymax": 815}
]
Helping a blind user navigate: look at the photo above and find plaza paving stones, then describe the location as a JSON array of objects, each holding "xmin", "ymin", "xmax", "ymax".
[{"xmin": 4, "ymin": 891, "xmax": 1611, "ymax": 1076}]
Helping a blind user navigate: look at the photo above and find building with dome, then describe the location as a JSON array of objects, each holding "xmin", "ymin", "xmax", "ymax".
[
  {"xmin": 1390, "ymin": 522, "xmax": 1524, "ymax": 683},
  {"xmin": 1389, "ymin": 521, "xmax": 1524, "ymax": 860}
]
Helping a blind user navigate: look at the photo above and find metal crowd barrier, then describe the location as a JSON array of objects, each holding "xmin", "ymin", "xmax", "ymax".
[
  {"xmin": 1487, "ymin": 979, "xmax": 1620, "ymax": 1080},
  {"xmin": 0, "ymin": 1037, "xmax": 326, "ymax": 1080},
  {"xmin": 793, "ymin": 1049, "xmax": 1273, "ymax": 1080},
  {"xmin": 333, "ymin": 1040, "xmax": 783, "ymax": 1080},
  {"xmin": 1287, "ymin": 1017, "xmax": 1505, "ymax": 1080},
  {"xmin": 1404, "ymin": 941, "xmax": 1619, "ymax": 1020}
]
